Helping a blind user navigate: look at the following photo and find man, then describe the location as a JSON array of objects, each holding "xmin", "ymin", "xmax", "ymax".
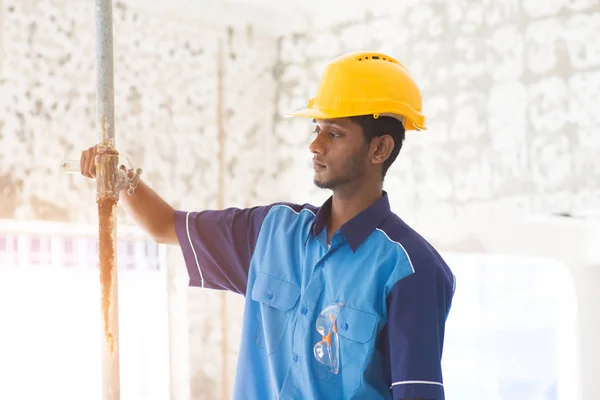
[{"xmin": 80, "ymin": 51, "xmax": 455, "ymax": 400}]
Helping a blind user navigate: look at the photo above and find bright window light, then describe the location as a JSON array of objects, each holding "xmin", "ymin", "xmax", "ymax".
[{"xmin": 442, "ymin": 253, "xmax": 579, "ymax": 400}]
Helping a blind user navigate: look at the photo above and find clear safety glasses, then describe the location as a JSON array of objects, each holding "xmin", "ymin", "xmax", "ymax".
[{"xmin": 313, "ymin": 302, "xmax": 344, "ymax": 374}]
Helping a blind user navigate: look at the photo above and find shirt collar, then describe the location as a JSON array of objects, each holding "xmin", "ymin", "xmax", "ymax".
[{"xmin": 308, "ymin": 191, "xmax": 392, "ymax": 252}]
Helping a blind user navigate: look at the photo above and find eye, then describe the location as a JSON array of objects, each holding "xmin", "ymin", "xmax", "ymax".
[
  {"xmin": 330, "ymin": 131, "xmax": 344, "ymax": 138},
  {"xmin": 313, "ymin": 126, "xmax": 321, "ymax": 135}
]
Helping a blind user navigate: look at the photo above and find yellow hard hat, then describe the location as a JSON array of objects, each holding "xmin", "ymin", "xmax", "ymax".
[{"xmin": 289, "ymin": 51, "xmax": 426, "ymax": 131}]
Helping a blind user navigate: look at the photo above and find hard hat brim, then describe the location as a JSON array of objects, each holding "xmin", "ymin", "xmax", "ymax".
[
  {"xmin": 285, "ymin": 108, "xmax": 336, "ymax": 120},
  {"xmin": 286, "ymin": 108, "xmax": 426, "ymax": 131}
]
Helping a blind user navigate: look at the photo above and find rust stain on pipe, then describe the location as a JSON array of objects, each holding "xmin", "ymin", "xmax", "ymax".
[{"xmin": 98, "ymin": 197, "xmax": 117, "ymax": 355}]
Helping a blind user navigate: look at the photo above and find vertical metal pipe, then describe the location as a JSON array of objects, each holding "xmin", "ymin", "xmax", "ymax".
[
  {"xmin": 95, "ymin": 0, "xmax": 115, "ymax": 146},
  {"xmin": 95, "ymin": 0, "xmax": 120, "ymax": 399}
]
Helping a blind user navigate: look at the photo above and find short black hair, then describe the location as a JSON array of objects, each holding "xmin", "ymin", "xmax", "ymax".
[{"xmin": 350, "ymin": 115, "xmax": 406, "ymax": 179}]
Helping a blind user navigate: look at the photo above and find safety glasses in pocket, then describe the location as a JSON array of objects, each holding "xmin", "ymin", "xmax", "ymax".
[{"xmin": 313, "ymin": 302, "xmax": 344, "ymax": 374}]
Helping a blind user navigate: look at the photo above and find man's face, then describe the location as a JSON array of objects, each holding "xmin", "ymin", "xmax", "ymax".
[{"xmin": 309, "ymin": 118, "xmax": 370, "ymax": 190}]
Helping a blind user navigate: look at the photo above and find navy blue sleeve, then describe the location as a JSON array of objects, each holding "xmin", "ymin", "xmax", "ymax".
[
  {"xmin": 174, "ymin": 206, "xmax": 272, "ymax": 295},
  {"xmin": 384, "ymin": 267, "xmax": 454, "ymax": 400}
]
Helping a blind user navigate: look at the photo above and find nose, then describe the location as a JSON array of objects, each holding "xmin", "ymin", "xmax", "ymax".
[{"xmin": 309, "ymin": 133, "xmax": 325, "ymax": 155}]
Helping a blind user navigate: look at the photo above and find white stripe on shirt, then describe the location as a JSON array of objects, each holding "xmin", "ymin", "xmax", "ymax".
[
  {"xmin": 390, "ymin": 380, "xmax": 444, "ymax": 389},
  {"xmin": 185, "ymin": 211, "xmax": 205, "ymax": 288},
  {"xmin": 376, "ymin": 228, "xmax": 415, "ymax": 273}
]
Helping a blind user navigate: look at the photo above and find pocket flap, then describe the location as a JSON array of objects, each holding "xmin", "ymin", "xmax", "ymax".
[
  {"xmin": 337, "ymin": 307, "xmax": 378, "ymax": 343},
  {"xmin": 251, "ymin": 272, "xmax": 300, "ymax": 311}
]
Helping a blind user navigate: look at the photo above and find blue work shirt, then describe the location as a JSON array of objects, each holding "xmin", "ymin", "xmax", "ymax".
[{"xmin": 175, "ymin": 192, "xmax": 455, "ymax": 399}]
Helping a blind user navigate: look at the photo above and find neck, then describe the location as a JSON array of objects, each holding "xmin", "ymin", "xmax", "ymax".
[{"xmin": 327, "ymin": 177, "xmax": 382, "ymax": 242}]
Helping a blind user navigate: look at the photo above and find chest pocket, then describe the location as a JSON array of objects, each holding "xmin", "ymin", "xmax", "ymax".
[
  {"xmin": 252, "ymin": 272, "xmax": 301, "ymax": 355},
  {"xmin": 313, "ymin": 305, "xmax": 379, "ymax": 395}
]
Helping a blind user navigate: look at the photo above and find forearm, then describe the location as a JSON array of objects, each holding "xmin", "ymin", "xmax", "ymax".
[{"xmin": 120, "ymin": 179, "xmax": 177, "ymax": 245}]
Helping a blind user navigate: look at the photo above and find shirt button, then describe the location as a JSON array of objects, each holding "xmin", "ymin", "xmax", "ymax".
[
  {"xmin": 301, "ymin": 307, "xmax": 308, "ymax": 315},
  {"xmin": 342, "ymin": 323, "xmax": 349, "ymax": 331},
  {"xmin": 293, "ymin": 354, "xmax": 299, "ymax": 363},
  {"xmin": 267, "ymin": 292, "xmax": 274, "ymax": 300}
]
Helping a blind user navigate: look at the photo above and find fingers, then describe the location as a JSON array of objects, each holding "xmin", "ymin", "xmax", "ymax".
[
  {"xmin": 89, "ymin": 145, "xmax": 96, "ymax": 178},
  {"xmin": 80, "ymin": 145, "xmax": 97, "ymax": 178}
]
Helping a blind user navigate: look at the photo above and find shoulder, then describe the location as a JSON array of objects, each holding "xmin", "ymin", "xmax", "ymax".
[
  {"xmin": 257, "ymin": 202, "xmax": 318, "ymax": 232},
  {"xmin": 262, "ymin": 202, "xmax": 319, "ymax": 224},
  {"xmin": 379, "ymin": 213, "xmax": 454, "ymax": 291},
  {"xmin": 266, "ymin": 202, "xmax": 319, "ymax": 217}
]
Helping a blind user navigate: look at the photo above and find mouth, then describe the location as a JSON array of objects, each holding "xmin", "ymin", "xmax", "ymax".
[{"xmin": 312, "ymin": 160, "xmax": 326, "ymax": 171}]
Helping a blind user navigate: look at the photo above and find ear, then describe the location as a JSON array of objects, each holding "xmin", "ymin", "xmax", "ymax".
[{"xmin": 370, "ymin": 135, "xmax": 395, "ymax": 166}]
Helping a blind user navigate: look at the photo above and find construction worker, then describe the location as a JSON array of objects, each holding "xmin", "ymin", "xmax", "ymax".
[{"xmin": 80, "ymin": 51, "xmax": 455, "ymax": 400}]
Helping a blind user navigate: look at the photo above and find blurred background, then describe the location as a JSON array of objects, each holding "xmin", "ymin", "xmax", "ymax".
[{"xmin": 1, "ymin": 0, "xmax": 599, "ymax": 399}]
